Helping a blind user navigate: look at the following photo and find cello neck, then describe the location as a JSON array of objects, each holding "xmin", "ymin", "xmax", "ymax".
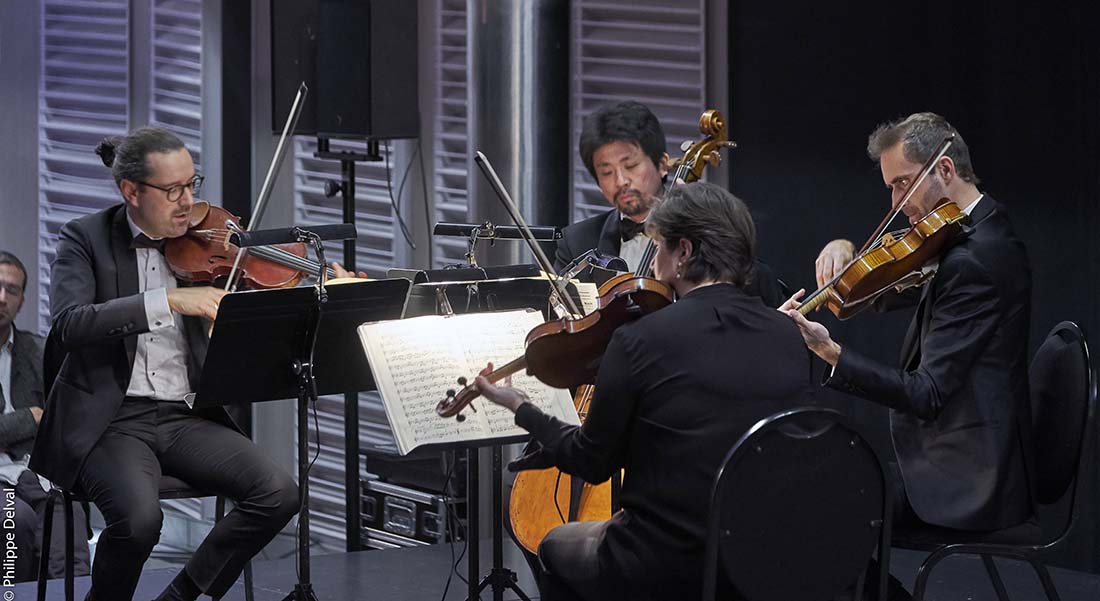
[{"xmin": 632, "ymin": 161, "xmax": 695, "ymax": 277}]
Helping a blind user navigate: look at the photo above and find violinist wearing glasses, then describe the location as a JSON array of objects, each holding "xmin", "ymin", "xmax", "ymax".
[
  {"xmin": 782, "ymin": 113, "xmax": 1035, "ymax": 599},
  {"xmin": 474, "ymin": 182, "xmax": 812, "ymax": 601},
  {"xmin": 30, "ymin": 126, "xmax": 357, "ymax": 601}
]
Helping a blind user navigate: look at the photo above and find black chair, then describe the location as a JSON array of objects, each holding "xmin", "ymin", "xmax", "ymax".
[
  {"xmin": 702, "ymin": 407, "xmax": 893, "ymax": 601},
  {"xmin": 896, "ymin": 321, "xmax": 1097, "ymax": 601},
  {"xmin": 35, "ymin": 477, "xmax": 256, "ymax": 601}
]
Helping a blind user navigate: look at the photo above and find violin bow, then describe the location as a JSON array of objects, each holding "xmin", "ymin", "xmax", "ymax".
[
  {"xmin": 223, "ymin": 82, "xmax": 309, "ymax": 292},
  {"xmin": 473, "ymin": 151, "xmax": 583, "ymax": 318},
  {"xmin": 857, "ymin": 134, "xmax": 955, "ymax": 254},
  {"xmin": 797, "ymin": 134, "xmax": 956, "ymax": 314}
]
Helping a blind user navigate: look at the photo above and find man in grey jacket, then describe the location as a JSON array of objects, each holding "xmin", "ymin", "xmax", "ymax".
[{"xmin": 0, "ymin": 251, "xmax": 89, "ymax": 581}]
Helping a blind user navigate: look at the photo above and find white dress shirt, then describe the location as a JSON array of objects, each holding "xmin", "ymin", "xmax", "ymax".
[
  {"xmin": 125, "ymin": 212, "xmax": 193, "ymax": 401},
  {"xmin": 619, "ymin": 216, "xmax": 650, "ymax": 273}
]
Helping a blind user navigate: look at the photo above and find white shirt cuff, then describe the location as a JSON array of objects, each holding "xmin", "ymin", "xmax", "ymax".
[{"xmin": 144, "ymin": 288, "xmax": 174, "ymax": 331}]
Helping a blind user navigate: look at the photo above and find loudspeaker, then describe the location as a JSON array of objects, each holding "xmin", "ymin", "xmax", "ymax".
[{"xmin": 271, "ymin": 0, "xmax": 419, "ymax": 139}]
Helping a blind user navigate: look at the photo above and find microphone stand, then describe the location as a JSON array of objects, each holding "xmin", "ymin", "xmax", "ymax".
[{"xmin": 283, "ymin": 229, "xmax": 327, "ymax": 601}]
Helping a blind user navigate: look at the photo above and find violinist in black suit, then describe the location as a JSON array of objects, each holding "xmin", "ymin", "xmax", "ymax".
[
  {"xmin": 478, "ymin": 182, "xmax": 813, "ymax": 601},
  {"xmin": 556, "ymin": 101, "xmax": 783, "ymax": 306},
  {"xmin": 784, "ymin": 113, "xmax": 1035, "ymax": 599},
  {"xmin": 29, "ymin": 127, "xmax": 321, "ymax": 601}
]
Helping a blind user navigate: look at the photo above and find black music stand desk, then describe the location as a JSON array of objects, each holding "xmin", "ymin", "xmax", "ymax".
[{"xmin": 193, "ymin": 278, "xmax": 411, "ymax": 601}]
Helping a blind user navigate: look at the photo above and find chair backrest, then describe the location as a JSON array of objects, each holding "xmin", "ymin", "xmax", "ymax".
[
  {"xmin": 1030, "ymin": 321, "xmax": 1096, "ymax": 507},
  {"xmin": 702, "ymin": 407, "xmax": 889, "ymax": 601}
]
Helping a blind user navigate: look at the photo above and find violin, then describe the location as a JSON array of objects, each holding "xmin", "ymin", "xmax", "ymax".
[
  {"xmin": 797, "ymin": 135, "xmax": 966, "ymax": 319},
  {"xmin": 164, "ymin": 201, "xmax": 336, "ymax": 290}
]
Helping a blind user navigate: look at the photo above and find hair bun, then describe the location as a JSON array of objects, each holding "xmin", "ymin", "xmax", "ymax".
[{"xmin": 94, "ymin": 138, "xmax": 119, "ymax": 167}]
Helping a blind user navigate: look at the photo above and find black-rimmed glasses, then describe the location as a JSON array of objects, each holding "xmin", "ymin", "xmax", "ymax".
[{"xmin": 138, "ymin": 174, "xmax": 204, "ymax": 202}]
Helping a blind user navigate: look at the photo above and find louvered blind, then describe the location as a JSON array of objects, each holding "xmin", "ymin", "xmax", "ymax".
[
  {"xmin": 37, "ymin": 0, "xmax": 131, "ymax": 330},
  {"xmin": 151, "ymin": 0, "xmax": 203, "ymax": 171},
  {"xmin": 432, "ymin": 0, "xmax": 470, "ymax": 267},
  {"xmin": 571, "ymin": 0, "xmax": 708, "ymax": 220},
  {"xmin": 291, "ymin": 136, "xmax": 410, "ymax": 546}
]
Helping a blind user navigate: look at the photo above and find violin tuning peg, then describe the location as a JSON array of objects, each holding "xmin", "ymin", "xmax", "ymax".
[
  {"xmin": 456, "ymin": 413, "xmax": 466, "ymax": 423},
  {"xmin": 680, "ymin": 140, "xmax": 693, "ymax": 152},
  {"xmin": 457, "ymin": 377, "xmax": 467, "ymax": 386},
  {"xmin": 445, "ymin": 389, "xmax": 455, "ymax": 398}
]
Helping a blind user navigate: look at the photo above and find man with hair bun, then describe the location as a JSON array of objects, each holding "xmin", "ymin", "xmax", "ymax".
[{"xmin": 30, "ymin": 125, "xmax": 359, "ymax": 601}]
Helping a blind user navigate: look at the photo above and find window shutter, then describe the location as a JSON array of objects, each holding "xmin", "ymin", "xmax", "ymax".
[
  {"xmin": 431, "ymin": 0, "xmax": 471, "ymax": 267},
  {"xmin": 37, "ymin": 0, "xmax": 131, "ymax": 330},
  {"xmin": 571, "ymin": 0, "xmax": 708, "ymax": 220}
]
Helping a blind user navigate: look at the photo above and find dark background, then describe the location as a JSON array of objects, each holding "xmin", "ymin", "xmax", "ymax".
[{"xmin": 727, "ymin": 0, "xmax": 1100, "ymax": 571}]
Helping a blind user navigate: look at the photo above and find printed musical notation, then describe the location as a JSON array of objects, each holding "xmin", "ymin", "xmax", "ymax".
[{"xmin": 358, "ymin": 310, "xmax": 579, "ymax": 454}]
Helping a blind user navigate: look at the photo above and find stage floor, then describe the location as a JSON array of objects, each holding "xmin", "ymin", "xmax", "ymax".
[{"xmin": 19, "ymin": 541, "xmax": 1100, "ymax": 600}]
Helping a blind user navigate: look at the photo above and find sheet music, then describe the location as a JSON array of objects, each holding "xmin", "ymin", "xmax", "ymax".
[
  {"xmin": 574, "ymin": 282, "xmax": 599, "ymax": 315},
  {"xmin": 358, "ymin": 309, "xmax": 579, "ymax": 454}
]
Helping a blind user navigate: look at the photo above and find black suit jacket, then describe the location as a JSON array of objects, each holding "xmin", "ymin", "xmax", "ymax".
[
  {"xmin": 515, "ymin": 283, "xmax": 812, "ymax": 599},
  {"xmin": 29, "ymin": 204, "xmax": 238, "ymax": 490},
  {"xmin": 553, "ymin": 209, "xmax": 622, "ymax": 273},
  {"xmin": 554, "ymin": 208, "xmax": 787, "ymax": 307},
  {"xmin": 828, "ymin": 196, "xmax": 1034, "ymax": 530},
  {"xmin": 2, "ymin": 327, "xmax": 45, "ymax": 459}
]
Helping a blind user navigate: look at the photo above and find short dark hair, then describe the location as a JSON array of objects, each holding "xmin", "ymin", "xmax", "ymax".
[
  {"xmin": 0, "ymin": 251, "xmax": 28, "ymax": 289},
  {"xmin": 579, "ymin": 101, "xmax": 666, "ymax": 179},
  {"xmin": 646, "ymin": 182, "xmax": 756, "ymax": 288},
  {"xmin": 867, "ymin": 112, "xmax": 980, "ymax": 185},
  {"xmin": 94, "ymin": 126, "xmax": 186, "ymax": 186}
]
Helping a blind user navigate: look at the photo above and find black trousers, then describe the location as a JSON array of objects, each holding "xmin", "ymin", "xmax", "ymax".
[{"xmin": 76, "ymin": 399, "xmax": 299, "ymax": 601}]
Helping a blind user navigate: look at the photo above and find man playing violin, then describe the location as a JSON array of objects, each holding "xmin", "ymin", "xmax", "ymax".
[
  {"xmin": 478, "ymin": 182, "xmax": 812, "ymax": 601},
  {"xmin": 783, "ymin": 113, "xmax": 1035, "ymax": 599},
  {"xmin": 31, "ymin": 126, "xmax": 358, "ymax": 601}
]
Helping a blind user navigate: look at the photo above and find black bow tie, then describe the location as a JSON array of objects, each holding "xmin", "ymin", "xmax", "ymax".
[
  {"xmin": 620, "ymin": 218, "xmax": 645, "ymax": 242},
  {"xmin": 131, "ymin": 234, "xmax": 166, "ymax": 252}
]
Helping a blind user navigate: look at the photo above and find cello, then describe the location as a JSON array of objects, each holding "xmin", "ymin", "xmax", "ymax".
[{"xmin": 504, "ymin": 109, "xmax": 737, "ymax": 555}]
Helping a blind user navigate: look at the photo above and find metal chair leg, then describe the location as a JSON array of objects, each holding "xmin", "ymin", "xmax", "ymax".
[
  {"xmin": 911, "ymin": 545, "xmax": 957, "ymax": 601},
  {"xmin": 36, "ymin": 489, "xmax": 61, "ymax": 601},
  {"xmin": 1026, "ymin": 556, "xmax": 1063, "ymax": 601},
  {"xmin": 244, "ymin": 560, "xmax": 255, "ymax": 601},
  {"xmin": 64, "ymin": 491, "xmax": 75, "ymax": 601},
  {"xmin": 980, "ymin": 555, "xmax": 1011, "ymax": 601}
]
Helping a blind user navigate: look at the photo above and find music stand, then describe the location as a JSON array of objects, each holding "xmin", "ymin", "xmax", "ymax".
[{"xmin": 193, "ymin": 278, "xmax": 411, "ymax": 601}]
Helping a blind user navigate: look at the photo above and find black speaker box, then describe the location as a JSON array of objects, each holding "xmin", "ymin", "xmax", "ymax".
[{"xmin": 271, "ymin": 0, "xmax": 419, "ymax": 139}]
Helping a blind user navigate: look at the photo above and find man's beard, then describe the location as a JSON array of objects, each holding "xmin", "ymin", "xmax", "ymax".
[{"xmin": 615, "ymin": 188, "xmax": 656, "ymax": 218}]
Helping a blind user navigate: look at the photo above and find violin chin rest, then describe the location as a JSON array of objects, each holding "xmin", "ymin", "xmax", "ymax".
[{"xmin": 189, "ymin": 201, "xmax": 211, "ymax": 226}]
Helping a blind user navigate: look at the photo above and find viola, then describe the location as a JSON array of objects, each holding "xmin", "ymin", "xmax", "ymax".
[
  {"xmin": 164, "ymin": 201, "xmax": 336, "ymax": 290},
  {"xmin": 798, "ymin": 199, "xmax": 966, "ymax": 319},
  {"xmin": 797, "ymin": 134, "xmax": 965, "ymax": 319}
]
